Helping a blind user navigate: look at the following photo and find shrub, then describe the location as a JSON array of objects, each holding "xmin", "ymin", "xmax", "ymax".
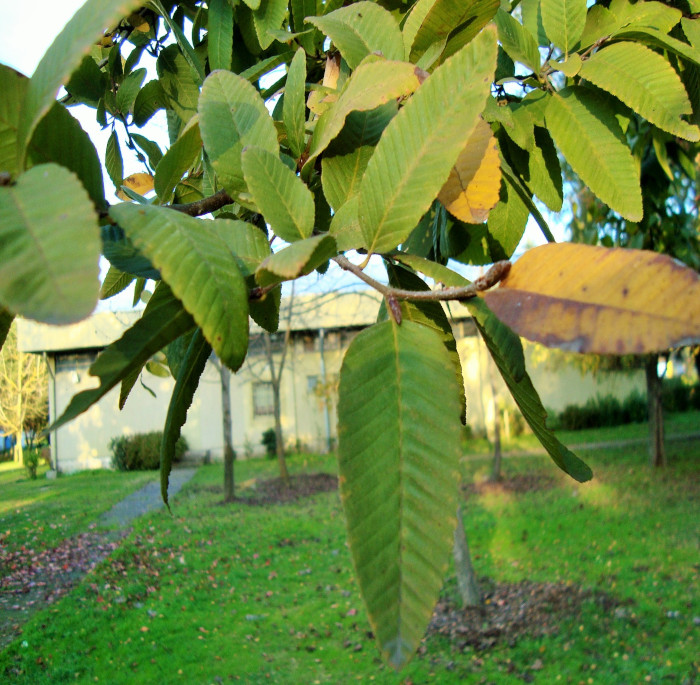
[
  {"xmin": 662, "ymin": 377, "xmax": 693, "ymax": 413},
  {"xmin": 261, "ymin": 428, "xmax": 276, "ymax": 458},
  {"xmin": 620, "ymin": 390, "xmax": 648, "ymax": 423},
  {"xmin": 24, "ymin": 448, "xmax": 39, "ymax": 480},
  {"xmin": 110, "ymin": 431, "xmax": 188, "ymax": 471}
]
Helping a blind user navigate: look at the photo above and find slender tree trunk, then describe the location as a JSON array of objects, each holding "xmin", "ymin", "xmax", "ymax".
[
  {"xmin": 220, "ymin": 365, "xmax": 236, "ymax": 502},
  {"xmin": 646, "ymin": 354, "xmax": 666, "ymax": 468},
  {"xmin": 453, "ymin": 504, "xmax": 482, "ymax": 609},
  {"xmin": 272, "ymin": 377, "xmax": 290, "ymax": 486},
  {"xmin": 487, "ymin": 361, "xmax": 502, "ymax": 482}
]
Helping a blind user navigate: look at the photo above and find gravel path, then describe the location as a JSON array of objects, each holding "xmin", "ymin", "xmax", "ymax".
[{"xmin": 97, "ymin": 467, "xmax": 198, "ymax": 528}]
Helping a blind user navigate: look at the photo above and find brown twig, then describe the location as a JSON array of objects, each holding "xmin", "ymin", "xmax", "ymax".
[{"xmin": 333, "ymin": 255, "xmax": 511, "ymax": 302}]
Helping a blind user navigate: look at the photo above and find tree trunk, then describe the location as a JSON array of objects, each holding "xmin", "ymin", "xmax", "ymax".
[
  {"xmin": 645, "ymin": 354, "xmax": 666, "ymax": 468},
  {"xmin": 487, "ymin": 363, "xmax": 502, "ymax": 482},
  {"xmin": 220, "ymin": 365, "xmax": 236, "ymax": 503},
  {"xmin": 453, "ymin": 504, "xmax": 482, "ymax": 609},
  {"xmin": 12, "ymin": 430, "xmax": 23, "ymax": 465},
  {"xmin": 272, "ymin": 378, "xmax": 290, "ymax": 486}
]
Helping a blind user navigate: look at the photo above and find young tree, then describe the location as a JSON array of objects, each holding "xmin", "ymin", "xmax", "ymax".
[
  {"xmin": 1, "ymin": 0, "xmax": 699, "ymax": 670},
  {"xmin": 0, "ymin": 321, "xmax": 48, "ymax": 464},
  {"xmin": 568, "ymin": 119, "xmax": 700, "ymax": 466}
]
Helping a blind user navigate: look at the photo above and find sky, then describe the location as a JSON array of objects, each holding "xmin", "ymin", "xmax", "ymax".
[{"xmin": 0, "ymin": 1, "xmax": 563, "ymax": 310}]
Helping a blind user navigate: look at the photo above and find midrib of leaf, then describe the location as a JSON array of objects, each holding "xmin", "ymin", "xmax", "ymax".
[{"xmin": 391, "ymin": 321, "xmax": 406, "ymax": 652}]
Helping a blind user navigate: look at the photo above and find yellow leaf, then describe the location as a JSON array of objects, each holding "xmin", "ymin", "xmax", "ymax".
[
  {"xmin": 483, "ymin": 243, "xmax": 700, "ymax": 354},
  {"xmin": 438, "ymin": 119, "xmax": 501, "ymax": 224},
  {"xmin": 307, "ymin": 54, "xmax": 340, "ymax": 116},
  {"xmin": 127, "ymin": 12, "xmax": 150, "ymax": 33},
  {"xmin": 117, "ymin": 173, "xmax": 154, "ymax": 201}
]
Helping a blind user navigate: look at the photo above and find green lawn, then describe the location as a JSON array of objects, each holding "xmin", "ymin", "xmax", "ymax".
[
  {"xmin": 0, "ymin": 465, "xmax": 154, "ymax": 556},
  {"xmin": 1, "ymin": 418, "xmax": 698, "ymax": 684}
]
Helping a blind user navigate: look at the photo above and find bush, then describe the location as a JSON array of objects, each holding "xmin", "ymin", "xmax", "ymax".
[
  {"xmin": 662, "ymin": 377, "xmax": 693, "ymax": 413},
  {"xmin": 261, "ymin": 428, "xmax": 276, "ymax": 458},
  {"xmin": 620, "ymin": 390, "xmax": 648, "ymax": 423},
  {"xmin": 110, "ymin": 431, "xmax": 188, "ymax": 471},
  {"xmin": 24, "ymin": 449, "xmax": 39, "ymax": 480}
]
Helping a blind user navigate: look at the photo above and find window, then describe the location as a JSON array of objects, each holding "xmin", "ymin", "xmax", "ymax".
[{"xmin": 252, "ymin": 382, "xmax": 275, "ymax": 416}]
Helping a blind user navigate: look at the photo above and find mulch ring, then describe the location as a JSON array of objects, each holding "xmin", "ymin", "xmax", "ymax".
[
  {"xmin": 234, "ymin": 472, "xmax": 339, "ymax": 506},
  {"xmin": 427, "ymin": 579, "xmax": 626, "ymax": 653},
  {"xmin": 0, "ymin": 530, "xmax": 126, "ymax": 649},
  {"xmin": 463, "ymin": 473, "xmax": 557, "ymax": 497}
]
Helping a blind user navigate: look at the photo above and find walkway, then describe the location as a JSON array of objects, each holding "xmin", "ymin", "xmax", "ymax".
[{"xmin": 98, "ymin": 467, "xmax": 198, "ymax": 528}]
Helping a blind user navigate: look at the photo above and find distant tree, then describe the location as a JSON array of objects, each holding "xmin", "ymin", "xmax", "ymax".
[
  {"xmin": 0, "ymin": 322, "xmax": 48, "ymax": 464},
  {"xmin": 568, "ymin": 119, "xmax": 699, "ymax": 467}
]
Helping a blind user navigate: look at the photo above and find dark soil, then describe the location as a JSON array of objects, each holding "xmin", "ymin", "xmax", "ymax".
[
  {"xmin": 234, "ymin": 472, "xmax": 339, "ymax": 505},
  {"xmin": 427, "ymin": 580, "xmax": 625, "ymax": 653},
  {"xmin": 0, "ymin": 530, "xmax": 126, "ymax": 649},
  {"xmin": 463, "ymin": 473, "xmax": 556, "ymax": 497}
]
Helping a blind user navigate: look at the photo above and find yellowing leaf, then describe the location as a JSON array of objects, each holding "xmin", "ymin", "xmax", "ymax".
[
  {"xmin": 117, "ymin": 173, "xmax": 154, "ymax": 201},
  {"xmin": 483, "ymin": 243, "xmax": 700, "ymax": 354},
  {"xmin": 307, "ymin": 54, "xmax": 341, "ymax": 116},
  {"xmin": 437, "ymin": 119, "xmax": 501, "ymax": 223}
]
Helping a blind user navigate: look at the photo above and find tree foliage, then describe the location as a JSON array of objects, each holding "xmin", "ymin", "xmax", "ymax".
[{"xmin": 1, "ymin": 0, "xmax": 700, "ymax": 669}]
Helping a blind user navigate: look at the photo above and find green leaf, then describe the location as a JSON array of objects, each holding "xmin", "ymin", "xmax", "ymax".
[
  {"xmin": 102, "ymin": 225, "xmax": 161, "ymax": 280},
  {"xmin": 133, "ymin": 79, "xmax": 168, "ymax": 127},
  {"xmin": 540, "ymin": 0, "xmax": 587, "ymax": 55},
  {"xmin": 161, "ymin": 328, "xmax": 211, "ymax": 505},
  {"xmin": 337, "ymin": 319, "xmax": 463, "ymax": 670},
  {"xmin": 359, "ymin": 28, "xmax": 497, "ymax": 254},
  {"xmin": 385, "ymin": 263, "xmax": 467, "ymax": 424},
  {"xmin": 609, "ymin": 0, "xmax": 682, "ymax": 34},
  {"xmin": 465, "ymin": 298, "xmax": 592, "ymax": 483},
  {"xmin": 256, "ymin": 235, "xmax": 337, "ymax": 287},
  {"xmin": 132, "ymin": 133, "xmax": 164, "ymax": 170},
  {"xmin": 307, "ymin": 2, "xmax": 404, "ymax": 69},
  {"xmin": 208, "ymin": 0, "xmax": 234, "ymax": 71},
  {"xmin": 241, "ymin": 147, "xmax": 314, "ymax": 242},
  {"xmin": 0, "ymin": 65, "xmax": 28, "ymax": 178},
  {"xmin": 100, "ymin": 265, "xmax": 134, "ymax": 300},
  {"xmin": 527, "ymin": 127, "xmax": 563, "ymax": 212},
  {"xmin": 27, "ymin": 102, "xmax": 106, "ymax": 210},
  {"xmin": 0, "ymin": 163, "xmax": 100, "ymax": 324},
  {"xmin": 154, "ymin": 118, "xmax": 202, "ymax": 203},
  {"xmin": 51, "ymin": 282, "xmax": 195, "ymax": 431},
  {"xmin": 613, "ymin": 26, "xmax": 700, "ymax": 67},
  {"xmin": 404, "ymin": 0, "xmax": 499, "ymax": 63},
  {"xmin": 105, "ymin": 130, "xmax": 123, "ymax": 190},
  {"xmin": 66, "ymin": 55, "xmax": 107, "ymax": 107},
  {"xmin": 578, "ymin": 42, "xmax": 700, "ymax": 142},
  {"xmin": 283, "ymin": 49, "xmax": 307, "ymax": 159},
  {"xmin": 199, "ymin": 69, "xmax": 279, "ymax": 196},
  {"xmin": 253, "ymin": 0, "xmax": 289, "ymax": 50},
  {"xmin": 250, "ymin": 286, "xmax": 281, "ymax": 333},
  {"xmin": 110, "ymin": 203, "xmax": 250, "ymax": 371},
  {"xmin": 578, "ymin": 5, "xmax": 619, "ymax": 50},
  {"xmin": 16, "ymin": 0, "xmax": 142, "ymax": 166},
  {"xmin": 116, "ymin": 67, "xmax": 147, "ymax": 115},
  {"xmin": 321, "ymin": 105, "xmax": 396, "ymax": 211},
  {"xmin": 521, "ymin": 0, "xmax": 549, "ymax": 46},
  {"xmin": 329, "ymin": 195, "xmax": 363, "ymax": 251},
  {"xmin": 157, "ymin": 44, "xmax": 201, "ymax": 125},
  {"xmin": 545, "ymin": 86, "xmax": 642, "ymax": 222},
  {"xmin": 150, "ymin": 0, "xmax": 205, "ymax": 85},
  {"xmin": 494, "ymin": 9, "xmax": 541, "ymax": 73},
  {"xmin": 217, "ymin": 219, "xmax": 271, "ymax": 277},
  {"xmin": 439, "ymin": 0, "xmax": 501, "ymax": 64},
  {"xmin": 307, "ymin": 60, "xmax": 421, "ymax": 168}
]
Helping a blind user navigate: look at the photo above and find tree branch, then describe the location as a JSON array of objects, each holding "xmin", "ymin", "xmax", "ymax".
[
  {"xmin": 332, "ymin": 255, "xmax": 511, "ymax": 302},
  {"xmin": 170, "ymin": 189, "xmax": 235, "ymax": 216}
]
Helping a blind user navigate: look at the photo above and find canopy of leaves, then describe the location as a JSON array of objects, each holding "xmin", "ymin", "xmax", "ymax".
[{"xmin": 1, "ymin": 0, "xmax": 699, "ymax": 671}]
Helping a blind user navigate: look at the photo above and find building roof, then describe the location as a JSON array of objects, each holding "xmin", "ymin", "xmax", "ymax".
[{"xmin": 17, "ymin": 290, "xmax": 472, "ymax": 354}]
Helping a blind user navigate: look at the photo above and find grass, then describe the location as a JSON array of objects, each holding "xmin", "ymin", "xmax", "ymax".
[
  {"xmin": 1, "ymin": 419, "xmax": 698, "ymax": 684},
  {"xmin": 0, "ymin": 465, "xmax": 154, "ymax": 556}
]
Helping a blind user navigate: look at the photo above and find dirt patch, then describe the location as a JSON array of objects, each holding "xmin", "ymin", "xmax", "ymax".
[
  {"xmin": 463, "ymin": 473, "xmax": 556, "ymax": 497},
  {"xmin": 427, "ymin": 580, "xmax": 625, "ymax": 653},
  {"xmin": 0, "ymin": 530, "xmax": 125, "ymax": 649},
  {"xmin": 234, "ymin": 472, "xmax": 338, "ymax": 506}
]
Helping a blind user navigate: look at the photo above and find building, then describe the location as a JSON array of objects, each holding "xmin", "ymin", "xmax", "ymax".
[{"xmin": 17, "ymin": 291, "xmax": 645, "ymax": 473}]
